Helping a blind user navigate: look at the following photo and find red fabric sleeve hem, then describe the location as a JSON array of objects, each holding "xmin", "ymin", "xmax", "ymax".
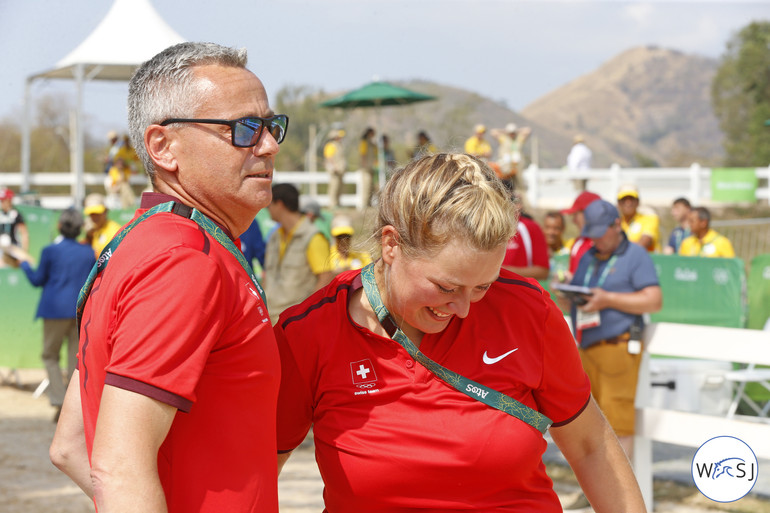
[
  {"xmin": 105, "ymin": 372, "xmax": 193, "ymax": 412},
  {"xmin": 550, "ymin": 395, "xmax": 591, "ymax": 428}
]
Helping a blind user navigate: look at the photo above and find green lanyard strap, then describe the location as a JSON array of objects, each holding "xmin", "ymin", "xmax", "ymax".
[
  {"xmin": 76, "ymin": 201, "xmax": 266, "ymax": 330},
  {"xmin": 360, "ymin": 263, "xmax": 552, "ymax": 434}
]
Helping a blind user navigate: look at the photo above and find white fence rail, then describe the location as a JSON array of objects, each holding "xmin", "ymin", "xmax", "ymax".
[{"xmin": 1, "ymin": 165, "xmax": 768, "ymax": 210}]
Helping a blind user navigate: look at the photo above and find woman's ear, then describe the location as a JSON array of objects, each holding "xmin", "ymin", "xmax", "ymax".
[
  {"xmin": 144, "ymin": 125, "xmax": 178, "ymax": 174},
  {"xmin": 380, "ymin": 225, "xmax": 399, "ymax": 265}
]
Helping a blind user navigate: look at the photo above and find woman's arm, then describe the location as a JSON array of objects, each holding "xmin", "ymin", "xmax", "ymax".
[{"xmin": 550, "ymin": 398, "xmax": 646, "ymax": 513}]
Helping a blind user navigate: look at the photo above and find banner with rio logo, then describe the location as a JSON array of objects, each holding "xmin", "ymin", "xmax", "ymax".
[
  {"xmin": 651, "ymin": 254, "xmax": 746, "ymax": 328},
  {"xmin": 711, "ymin": 168, "xmax": 758, "ymax": 203}
]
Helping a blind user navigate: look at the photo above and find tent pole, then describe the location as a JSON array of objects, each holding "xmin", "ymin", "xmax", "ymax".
[
  {"xmin": 73, "ymin": 64, "xmax": 85, "ymax": 207},
  {"xmin": 21, "ymin": 79, "xmax": 32, "ymax": 193}
]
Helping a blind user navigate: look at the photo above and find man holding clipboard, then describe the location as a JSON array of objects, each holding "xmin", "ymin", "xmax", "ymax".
[{"xmin": 558, "ymin": 199, "xmax": 662, "ymax": 460}]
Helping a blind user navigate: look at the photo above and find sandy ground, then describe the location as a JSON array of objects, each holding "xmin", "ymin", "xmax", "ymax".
[{"xmin": 2, "ymin": 368, "xmax": 768, "ymax": 513}]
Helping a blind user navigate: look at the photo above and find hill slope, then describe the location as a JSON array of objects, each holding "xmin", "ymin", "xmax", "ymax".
[{"xmin": 520, "ymin": 46, "xmax": 724, "ymax": 167}]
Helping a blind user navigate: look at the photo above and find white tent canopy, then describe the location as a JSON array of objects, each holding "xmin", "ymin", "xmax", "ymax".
[{"xmin": 22, "ymin": 0, "xmax": 185, "ymax": 206}]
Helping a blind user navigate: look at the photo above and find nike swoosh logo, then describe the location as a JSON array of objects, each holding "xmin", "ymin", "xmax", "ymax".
[{"xmin": 483, "ymin": 348, "xmax": 518, "ymax": 364}]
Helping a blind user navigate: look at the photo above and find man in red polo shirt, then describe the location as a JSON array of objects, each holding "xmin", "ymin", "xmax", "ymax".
[{"xmin": 50, "ymin": 42, "xmax": 286, "ymax": 513}]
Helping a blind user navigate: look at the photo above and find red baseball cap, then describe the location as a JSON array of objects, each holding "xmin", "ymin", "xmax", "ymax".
[
  {"xmin": 561, "ymin": 191, "xmax": 601, "ymax": 214},
  {"xmin": 0, "ymin": 188, "xmax": 14, "ymax": 201}
]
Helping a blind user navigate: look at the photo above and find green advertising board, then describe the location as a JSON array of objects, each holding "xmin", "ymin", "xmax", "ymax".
[
  {"xmin": 710, "ymin": 168, "xmax": 757, "ymax": 203},
  {"xmin": 747, "ymin": 253, "xmax": 770, "ymax": 330},
  {"xmin": 651, "ymin": 254, "xmax": 746, "ymax": 328}
]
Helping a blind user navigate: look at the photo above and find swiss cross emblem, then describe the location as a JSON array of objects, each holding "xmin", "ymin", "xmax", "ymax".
[{"xmin": 350, "ymin": 359, "xmax": 377, "ymax": 385}]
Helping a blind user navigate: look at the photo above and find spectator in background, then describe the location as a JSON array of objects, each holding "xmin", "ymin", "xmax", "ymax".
[
  {"xmin": 300, "ymin": 197, "xmax": 332, "ymax": 242},
  {"xmin": 617, "ymin": 184, "xmax": 660, "ymax": 252},
  {"xmin": 563, "ymin": 199, "xmax": 662, "ymax": 460},
  {"xmin": 464, "ymin": 124, "xmax": 492, "ymax": 160},
  {"xmin": 328, "ymin": 217, "xmax": 371, "ymax": 275},
  {"xmin": 324, "ymin": 129, "xmax": 347, "ymax": 209},
  {"xmin": 105, "ymin": 157, "xmax": 137, "ymax": 209},
  {"xmin": 16, "ymin": 208, "xmax": 95, "ymax": 421},
  {"xmin": 491, "ymin": 123, "xmax": 531, "ymax": 194},
  {"xmin": 381, "ymin": 134, "xmax": 396, "ymax": 175},
  {"xmin": 103, "ymin": 130, "xmax": 123, "ymax": 174},
  {"xmin": 0, "ymin": 187, "xmax": 29, "ymax": 264},
  {"xmin": 411, "ymin": 130, "xmax": 437, "ymax": 159},
  {"xmin": 359, "ymin": 127, "xmax": 377, "ymax": 207},
  {"xmin": 567, "ymin": 134, "xmax": 592, "ymax": 191},
  {"xmin": 678, "ymin": 206, "xmax": 736, "ymax": 258},
  {"xmin": 240, "ymin": 218, "xmax": 266, "ymax": 269},
  {"xmin": 543, "ymin": 211, "xmax": 568, "ymax": 257},
  {"xmin": 264, "ymin": 183, "xmax": 333, "ymax": 324},
  {"xmin": 560, "ymin": 191, "xmax": 602, "ymax": 277},
  {"xmin": 82, "ymin": 193, "xmax": 122, "ymax": 258},
  {"xmin": 664, "ymin": 197, "xmax": 691, "ymax": 255},
  {"xmin": 501, "ymin": 197, "xmax": 550, "ymax": 280}
]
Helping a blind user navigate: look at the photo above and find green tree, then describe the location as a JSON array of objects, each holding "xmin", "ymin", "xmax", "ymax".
[{"xmin": 712, "ymin": 21, "xmax": 770, "ymax": 166}]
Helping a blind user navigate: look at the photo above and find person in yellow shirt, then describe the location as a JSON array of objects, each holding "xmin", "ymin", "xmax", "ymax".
[
  {"xmin": 324, "ymin": 129, "xmax": 347, "ymax": 208},
  {"xmin": 82, "ymin": 193, "xmax": 122, "ymax": 258},
  {"xmin": 328, "ymin": 219, "xmax": 371, "ymax": 275},
  {"xmin": 463, "ymin": 124, "xmax": 492, "ymax": 160},
  {"xmin": 359, "ymin": 127, "xmax": 377, "ymax": 207},
  {"xmin": 678, "ymin": 206, "xmax": 735, "ymax": 258},
  {"xmin": 617, "ymin": 184, "xmax": 660, "ymax": 252}
]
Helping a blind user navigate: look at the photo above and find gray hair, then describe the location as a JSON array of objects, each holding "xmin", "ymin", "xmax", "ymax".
[
  {"xmin": 127, "ymin": 42, "xmax": 248, "ymax": 182},
  {"xmin": 59, "ymin": 207, "xmax": 84, "ymax": 239}
]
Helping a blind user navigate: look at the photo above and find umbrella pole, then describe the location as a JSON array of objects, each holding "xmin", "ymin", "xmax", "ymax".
[{"xmin": 377, "ymin": 105, "xmax": 385, "ymax": 195}]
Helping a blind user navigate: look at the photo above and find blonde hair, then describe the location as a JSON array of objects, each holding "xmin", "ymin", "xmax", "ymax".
[{"xmin": 374, "ymin": 153, "xmax": 518, "ymax": 259}]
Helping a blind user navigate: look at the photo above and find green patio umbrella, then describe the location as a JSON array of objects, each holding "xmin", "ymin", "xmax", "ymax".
[{"xmin": 321, "ymin": 81, "xmax": 437, "ymax": 190}]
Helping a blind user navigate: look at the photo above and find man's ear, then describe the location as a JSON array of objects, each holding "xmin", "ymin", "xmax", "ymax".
[
  {"xmin": 380, "ymin": 225, "xmax": 399, "ymax": 265},
  {"xmin": 144, "ymin": 125, "xmax": 178, "ymax": 173}
]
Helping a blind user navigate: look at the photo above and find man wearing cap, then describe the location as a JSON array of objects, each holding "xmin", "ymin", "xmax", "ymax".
[
  {"xmin": 617, "ymin": 184, "xmax": 660, "ymax": 252},
  {"xmin": 328, "ymin": 218, "xmax": 371, "ymax": 275},
  {"xmin": 324, "ymin": 129, "xmax": 347, "ymax": 208},
  {"xmin": 464, "ymin": 124, "xmax": 492, "ymax": 160},
  {"xmin": 567, "ymin": 134, "xmax": 592, "ymax": 191},
  {"xmin": 490, "ymin": 123, "xmax": 532, "ymax": 195},
  {"xmin": 564, "ymin": 199, "xmax": 661, "ymax": 459},
  {"xmin": 560, "ymin": 191, "xmax": 601, "ymax": 276},
  {"xmin": 82, "ymin": 193, "xmax": 122, "ymax": 258},
  {"xmin": 0, "ymin": 188, "xmax": 29, "ymax": 260}
]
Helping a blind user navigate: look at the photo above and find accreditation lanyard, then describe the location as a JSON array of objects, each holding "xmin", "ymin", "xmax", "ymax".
[
  {"xmin": 76, "ymin": 201, "xmax": 266, "ymax": 330},
  {"xmin": 359, "ymin": 263, "xmax": 552, "ymax": 434},
  {"xmin": 582, "ymin": 255, "xmax": 618, "ymax": 289}
]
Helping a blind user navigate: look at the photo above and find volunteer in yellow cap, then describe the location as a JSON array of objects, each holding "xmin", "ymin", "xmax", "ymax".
[
  {"xmin": 616, "ymin": 184, "xmax": 660, "ymax": 252},
  {"xmin": 329, "ymin": 220, "xmax": 371, "ymax": 274},
  {"xmin": 83, "ymin": 193, "xmax": 122, "ymax": 257}
]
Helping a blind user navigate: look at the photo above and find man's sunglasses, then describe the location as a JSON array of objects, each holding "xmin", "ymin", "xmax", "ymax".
[{"xmin": 159, "ymin": 115, "xmax": 289, "ymax": 147}]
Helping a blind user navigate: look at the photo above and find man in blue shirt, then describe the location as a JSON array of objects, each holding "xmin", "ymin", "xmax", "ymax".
[{"xmin": 566, "ymin": 199, "xmax": 662, "ymax": 459}]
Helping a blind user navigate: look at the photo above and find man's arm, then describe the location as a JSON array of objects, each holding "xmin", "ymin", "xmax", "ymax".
[
  {"xmin": 580, "ymin": 285, "xmax": 662, "ymax": 315},
  {"xmin": 501, "ymin": 264, "xmax": 549, "ymax": 280},
  {"xmin": 17, "ymin": 222, "xmax": 30, "ymax": 252},
  {"xmin": 551, "ymin": 399, "xmax": 646, "ymax": 512},
  {"xmin": 90, "ymin": 385, "xmax": 176, "ymax": 513},
  {"xmin": 50, "ymin": 370, "xmax": 93, "ymax": 497}
]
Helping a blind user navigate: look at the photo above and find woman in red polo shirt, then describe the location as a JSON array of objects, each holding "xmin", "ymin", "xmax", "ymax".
[{"xmin": 275, "ymin": 153, "xmax": 644, "ymax": 512}]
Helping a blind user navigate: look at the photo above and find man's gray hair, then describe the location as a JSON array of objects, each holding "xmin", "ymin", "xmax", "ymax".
[{"xmin": 127, "ymin": 42, "xmax": 248, "ymax": 182}]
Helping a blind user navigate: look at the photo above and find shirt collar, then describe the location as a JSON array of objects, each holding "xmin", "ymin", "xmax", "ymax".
[{"xmin": 139, "ymin": 192, "xmax": 234, "ymax": 240}]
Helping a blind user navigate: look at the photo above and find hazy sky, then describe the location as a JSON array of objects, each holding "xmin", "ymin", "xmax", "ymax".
[{"xmin": 1, "ymin": 0, "xmax": 768, "ymax": 138}]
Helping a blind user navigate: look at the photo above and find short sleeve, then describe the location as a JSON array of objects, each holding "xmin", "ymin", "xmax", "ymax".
[
  {"xmin": 275, "ymin": 321, "xmax": 314, "ymax": 451},
  {"xmin": 306, "ymin": 233, "xmax": 331, "ymax": 274},
  {"xmin": 534, "ymin": 296, "xmax": 591, "ymax": 425}
]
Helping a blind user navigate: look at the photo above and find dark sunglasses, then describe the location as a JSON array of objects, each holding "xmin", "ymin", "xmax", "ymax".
[{"xmin": 159, "ymin": 114, "xmax": 289, "ymax": 146}]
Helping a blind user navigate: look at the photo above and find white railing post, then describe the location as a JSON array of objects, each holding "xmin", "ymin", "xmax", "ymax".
[
  {"xmin": 609, "ymin": 163, "xmax": 621, "ymax": 195},
  {"xmin": 689, "ymin": 163, "xmax": 702, "ymax": 205},
  {"xmin": 526, "ymin": 164, "xmax": 539, "ymax": 209}
]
